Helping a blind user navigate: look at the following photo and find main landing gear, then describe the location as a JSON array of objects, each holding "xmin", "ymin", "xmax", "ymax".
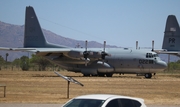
[
  {"xmin": 83, "ymin": 73, "xmax": 113, "ymax": 77},
  {"xmin": 137, "ymin": 73, "xmax": 156, "ymax": 79},
  {"xmin": 144, "ymin": 73, "xmax": 152, "ymax": 79},
  {"xmin": 98, "ymin": 73, "xmax": 113, "ymax": 77}
]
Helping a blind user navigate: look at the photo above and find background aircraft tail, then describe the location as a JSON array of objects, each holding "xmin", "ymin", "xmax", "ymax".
[
  {"xmin": 24, "ymin": 6, "xmax": 67, "ymax": 48},
  {"xmin": 162, "ymin": 15, "xmax": 180, "ymax": 51}
]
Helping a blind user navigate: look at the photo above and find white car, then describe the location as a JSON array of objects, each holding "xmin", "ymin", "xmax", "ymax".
[{"xmin": 62, "ymin": 94, "xmax": 147, "ymax": 107}]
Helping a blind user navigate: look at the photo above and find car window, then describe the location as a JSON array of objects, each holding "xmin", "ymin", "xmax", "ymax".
[
  {"xmin": 119, "ymin": 99, "xmax": 134, "ymax": 107},
  {"xmin": 106, "ymin": 99, "xmax": 119, "ymax": 107},
  {"xmin": 63, "ymin": 99, "xmax": 104, "ymax": 107},
  {"xmin": 119, "ymin": 98, "xmax": 142, "ymax": 107},
  {"xmin": 132, "ymin": 100, "xmax": 142, "ymax": 107},
  {"xmin": 63, "ymin": 99, "xmax": 81, "ymax": 107}
]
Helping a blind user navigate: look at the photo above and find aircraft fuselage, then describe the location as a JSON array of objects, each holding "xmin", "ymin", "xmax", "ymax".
[{"xmin": 39, "ymin": 48, "xmax": 167, "ymax": 78}]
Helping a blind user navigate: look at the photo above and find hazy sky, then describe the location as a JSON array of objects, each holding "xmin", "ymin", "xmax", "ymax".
[{"xmin": 0, "ymin": 0, "xmax": 180, "ymax": 48}]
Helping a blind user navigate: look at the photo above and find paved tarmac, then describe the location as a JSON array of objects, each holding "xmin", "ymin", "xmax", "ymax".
[{"xmin": 0, "ymin": 104, "xmax": 179, "ymax": 107}]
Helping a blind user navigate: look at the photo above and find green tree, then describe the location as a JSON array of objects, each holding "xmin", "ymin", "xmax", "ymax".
[
  {"xmin": 176, "ymin": 60, "xmax": 180, "ymax": 64},
  {"xmin": 12, "ymin": 58, "xmax": 21, "ymax": 70},
  {"xmin": 20, "ymin": 56, "xmax": 29, "ymax": 71},
  {"xmin": 30, "ymin": 54, "xmax": 52, "ymax": 71},
  {"xmin": 167, "ymin": 60, "xmax": 180, "ymax": 72}
]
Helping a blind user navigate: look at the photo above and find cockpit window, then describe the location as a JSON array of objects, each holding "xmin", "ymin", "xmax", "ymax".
[
  {"xmin": 153, "ymin": 54, "xmax": 158, "ymax": 57},
  {"xmin": 146, "ymin": 53, "xmax": 158, "ymax": 58}
]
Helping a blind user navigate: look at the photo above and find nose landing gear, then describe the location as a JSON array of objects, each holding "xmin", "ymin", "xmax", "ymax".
[{"xmin": 145, "ymin": 73, "xmax": 152, "ymax": 79}]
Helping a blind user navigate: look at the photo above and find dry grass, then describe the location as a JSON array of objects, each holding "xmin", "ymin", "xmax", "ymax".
[{"xmin": 0, "ymin": 70, "xmax": 180, "ymax": 105}]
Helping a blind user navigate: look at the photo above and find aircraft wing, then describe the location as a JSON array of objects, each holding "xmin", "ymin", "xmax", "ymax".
[
  {"xmin": 0, "ymin": 47, "xmax": 80, "ymax": 56},
  {"xmin": 0, "ymin": 47, "xmax": 104, "ymax": 61},
  {"xmin": 154, "ymin": 49, "xmax": 180, "ymax": 57},
  {"xmin": 0, "ymin": 47, "xmax": 71, "ymax": 52},
  {"xmin": 0, "ymin": 47, "xmax": 37, "ymax": 51},
  {"xmin": 0, "ymin": 47, "xmax": 80, "ymax": 58}
]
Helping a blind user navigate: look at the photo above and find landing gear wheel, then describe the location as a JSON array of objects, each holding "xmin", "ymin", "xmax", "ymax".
[
  {"xmin": 106, "ymin": 73, "xmax": 113, "ymax": 77},
  {"xmin": 91, "ymin": 74, "xmax": 98, "ymax": 77},
  {"xmin": 83, "ymin": 74, "xmax": 90, "ymax": 77},
  {"xmin": 145, "ymin": 73, "xmax": 152, "ymax": 79},
  {"xmin": 98, "ymin": 73, "xmax": 105, "ymax": 77}
]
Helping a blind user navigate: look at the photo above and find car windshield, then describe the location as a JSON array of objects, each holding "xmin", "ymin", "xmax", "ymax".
[{"xmin": 63, "ymin": 99, "xmax": 105, "ymax": 107}]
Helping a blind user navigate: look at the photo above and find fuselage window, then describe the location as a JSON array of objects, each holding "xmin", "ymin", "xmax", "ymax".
[
  {"xmin": 146, "ymin": 53, "xmax": 149, "ymax": 58},
  {"xmin": 146, "ymin": 53, "xmax": 153, "ymax": 58},
  {"xmin": 146, "ymin": 53, "xmax": 158, "ymax": 58}
]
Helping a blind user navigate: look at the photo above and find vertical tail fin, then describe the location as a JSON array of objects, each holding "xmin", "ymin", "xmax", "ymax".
[
  {"xmin": 24, "ymin": 6, "xmax": 47, "ymax": 48},
  {"xmin": 162, "ymin": 15, "xmax": 180, "ymax": 51},
  {"xmin": 24, "ymin": 6, "xmax": 67, "ymax": 48}
]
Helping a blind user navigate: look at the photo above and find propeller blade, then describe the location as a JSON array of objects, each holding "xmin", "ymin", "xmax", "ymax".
[
  {"xmin": 102, "ymin": 41, "xmax": 107, "ymax": 64},
  {"xmin": 104, "ymin": 41, "xmax": 106, "ymax": 52},
  {"xmin": 84, "ymin": 40, "xmax": 88, "ymax": 66},
  {"xmin": 85, "ymin": 40, "xmax": 87, "ymax": 51},
  {"xmin": 152, "ymin": 40, "xmax": 154, "ymax": 51},
  {"xmin": 136, "ymin": 41, "xmax": 138, "ymax": 50}
]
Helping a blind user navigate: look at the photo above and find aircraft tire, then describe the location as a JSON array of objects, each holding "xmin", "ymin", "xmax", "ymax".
[
  {"xmin": 98, "ymin": 73, "xmax": 105, "ymax": 77},
  {"xmin": 83, "ymin": 74, "xmax": 90, "ymax": 77},
  {"xmin": 106, "ymin": 73, "xmax": 113, "ymax": 77},
  {"xmin": 145, "ymin": 73, "xmax": 152, "ymax": 79},
  {"xmin": 91, "ymin": 74, "xmax": 98, "ymax": 76}
]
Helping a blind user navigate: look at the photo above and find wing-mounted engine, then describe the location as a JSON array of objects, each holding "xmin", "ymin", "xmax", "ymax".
[
  {"xmin": 67, "ymin": 40, "xmax": 94, "ymax": 66},
  {"xmin": 100, "ymin": 41, "xmax": 111, "ymax": 63},
  {"xmin": 85, "ymin": 41, "xmax": 111, "ymax": 61},
  {"xmin": 67, "ymin": 41, "xmax": 111, "ymax": 66}
]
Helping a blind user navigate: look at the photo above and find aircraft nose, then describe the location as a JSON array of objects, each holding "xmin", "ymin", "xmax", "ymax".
[{"xmin": 157, "ymin": 61, "xmax": 167, "ymax": 68}]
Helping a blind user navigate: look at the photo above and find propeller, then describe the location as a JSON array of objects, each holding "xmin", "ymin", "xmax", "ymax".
[
  {"xmin": 83, "ymin": 40, "xmax": 89, "ymax": 66},
  {"xmin": 101, "ymin": 41, "xmax": 109, "ymax": 64},
  {"xmin": 151, "ymin": 40, "xmax": 154, "ymax": 51},
  {"xmin": 82, "ymin": 41, "xmax": 109, "ymax": 66},
  {"xmin": 136, "ymin": 41, "xmax": 138, "ymax": 50}
]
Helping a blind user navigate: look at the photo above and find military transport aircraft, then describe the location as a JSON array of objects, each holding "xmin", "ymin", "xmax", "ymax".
[
  {"xmin": 0, "ymin": 6, "xmax": 167, "ymax": 78},
  {"xmin": 154, "ymin": 15, "xmax": 180, "ymax": 57}
]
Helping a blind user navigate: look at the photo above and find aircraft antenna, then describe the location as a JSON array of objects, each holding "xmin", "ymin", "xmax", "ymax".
[{"xmin": 76, "ymin": 43, "xmax": 80, "ymax": 48}]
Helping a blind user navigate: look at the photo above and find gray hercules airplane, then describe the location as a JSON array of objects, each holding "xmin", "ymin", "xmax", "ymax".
[
  {"xmin": 0, "ymin": 6, "xmax": 167, "ymax": 78},
  {"xmin": 155, "ymin": 15, "xmax": 180, "ymax": 57}
]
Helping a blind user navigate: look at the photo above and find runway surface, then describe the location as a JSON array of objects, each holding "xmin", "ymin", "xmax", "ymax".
[{"xmin": 0, "ymin": 104, "xmax": 179, "ymax": 107}]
